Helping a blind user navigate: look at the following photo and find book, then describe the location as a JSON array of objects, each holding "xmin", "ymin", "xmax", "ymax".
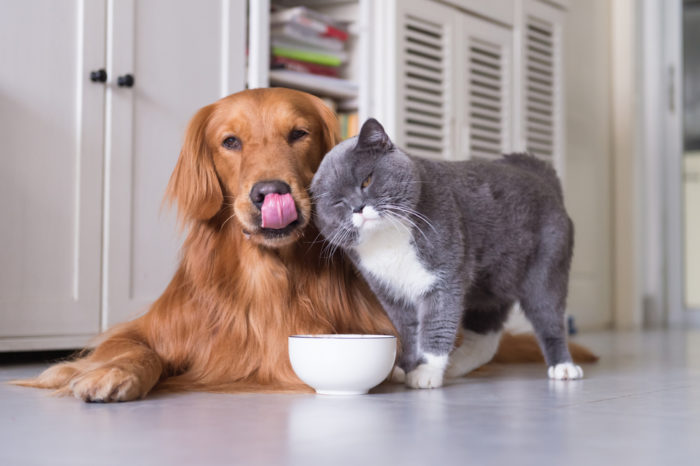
[
  {"xmin": 271, "ymin": 43, "xmax": 347, "ymax": 67},
  {"xmin": 337, "ymin": 112, "xmax": 359, "ymax": 140},
  {"xmin": 270, "ymin": 6, "xmax": 349, "ymax": 42},
  {"xmin": 269, "ymin": 70, "xmax": 358, "ymax": 99},
  {"xmin": 347, "ymin": 112, "xmax": 358, "ymax": 138},
  {"xmin": 271, "ymin": 23, "xmax": 345, "ymax": 52},
  {"xmin": 271, "ymin": 56, "xmax": 340, "ymax": 77}
]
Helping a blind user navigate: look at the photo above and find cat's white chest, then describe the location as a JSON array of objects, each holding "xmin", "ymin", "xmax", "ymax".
[{"xmin": 353, "ymin": 219, "xmax": 438, "ymax": 302}]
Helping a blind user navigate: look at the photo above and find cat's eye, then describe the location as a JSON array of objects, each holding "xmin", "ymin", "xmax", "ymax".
[
  {"xmin": 361, "ymin": 174, "xmax": 373, "ymax": 189},
  {"xmin": 222, "ymin": 136, "xmax": 241, "ymax": 151},
  {"xmin": 288, "ymin": 128, "xmax": 309, "ymax": 143}
]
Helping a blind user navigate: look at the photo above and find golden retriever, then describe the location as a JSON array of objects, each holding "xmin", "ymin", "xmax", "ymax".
[{"xmin": 18, "ymin": 88, "xmax": 396, "ymax": 401}]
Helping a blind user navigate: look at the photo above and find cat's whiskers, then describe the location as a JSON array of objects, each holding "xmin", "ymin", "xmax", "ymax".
[
  {"xmin": 382, "ymin": 211, "xmax": 416, "ymax": 240},
  {"xmin": 376, "ymin": 204, "xmax": 432, "ymax": 243},
  {"xmin": 321, "ymin": 223, "xmax": 353, "ymax": 261},
  {"xmin": 385, "ymin": 210, "xmax": 430, "ymax": 243},
  {"xmin": 310, "ymin": 191, "xmax": 331, "ymax": 201},
  {"xmin": 320, "ymin": 228, "xmax": 340, "ymax": 259},
  {"xmin": 325, "ymin": 231, "xmax": 348, "ymax": 261},
  {"xmin": 383, "ymin": 203, "xmax": 438, "ymax": 234}
]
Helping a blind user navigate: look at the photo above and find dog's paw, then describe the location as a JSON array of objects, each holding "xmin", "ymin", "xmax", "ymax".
[
  {"xmin": 406, "ymin": 364, "xmax": 444, "ymax": 389},
  {"xmin": 69, "ymin": 367, "xmax": 145, "ymax": 402},
  {"xmin": 548, "ymin": 362, "xmax": 583, "ymax": 380},
  {"xmin": 390, "ymin": 366, "xmax": 406, "ymax": 383}
]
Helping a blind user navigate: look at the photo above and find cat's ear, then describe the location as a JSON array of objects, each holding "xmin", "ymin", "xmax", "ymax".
[{"xmin": 357, "ymin": 118, "xmax": 393, "ymax": 151}]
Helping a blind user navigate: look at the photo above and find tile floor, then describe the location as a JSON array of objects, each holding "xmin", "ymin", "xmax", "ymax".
[{"xmin": 1, "ymin": 330, "xmax": 699, "ymax": 466}]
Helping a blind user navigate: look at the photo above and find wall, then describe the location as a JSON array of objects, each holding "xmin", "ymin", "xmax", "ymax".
[
  {"xmin": 684, "ymin": 5, "xmax": 700, "ymax": 310},
  {"xmin": 685, "ymin": 154, "xmax": 700, "ymax": 308},
  {"xmin": 562, "ymin": 0, "xmax": 613, "ymax": 329}
]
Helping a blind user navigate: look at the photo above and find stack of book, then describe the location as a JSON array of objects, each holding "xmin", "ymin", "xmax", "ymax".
[
  {"xmin": 319, "ymin": 98, "xmax": 359, "ymax": 140},
  {"xmin": 269, "ymin": 6, "xmax": 358, "ymax": 100}
]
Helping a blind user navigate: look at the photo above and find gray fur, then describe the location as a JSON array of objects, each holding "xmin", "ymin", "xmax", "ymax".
[{"xmin": 310, "ymin": 118, "xmax": 575, "ymax": 375}]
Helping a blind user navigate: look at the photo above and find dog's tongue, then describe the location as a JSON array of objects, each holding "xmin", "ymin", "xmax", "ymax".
[{"xmin": 261, "ymin": 193, "xmax": 298, "ymax": 229}]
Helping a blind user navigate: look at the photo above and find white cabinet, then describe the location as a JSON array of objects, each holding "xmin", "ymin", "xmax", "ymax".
[
  {"xmin": 104, "ymin": 0, "xmax": 246, "ymax": 327},
  {"xmin": 388, "ymin": 0, "xmax": 516, "ymax": 161},
  {"xmin": 457, "ymin": 15, "xmax": 514, "ymax": 161},
  {"xmin": 390, "ymin": 0, "xmax": 457, "ymax": 160},
  {"xmin": 370, "ymin": 0, "xmax": 564, "ymax": 167},
  {"xmin": 0, "ymin": 0, "xmax": 247, "ymax": 350},
  {"xmin": 0, "ymin": 0, "xmax": 106, "ymax": 348},
  {"xmin": 514, "ymin": 0, "xmax": 566, "ymax": 172}
]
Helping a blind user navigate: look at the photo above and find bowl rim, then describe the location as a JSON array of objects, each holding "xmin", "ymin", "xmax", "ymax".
[{"xmin": 288, "ymin": 334, "xmax": 396, "ymax": 340}]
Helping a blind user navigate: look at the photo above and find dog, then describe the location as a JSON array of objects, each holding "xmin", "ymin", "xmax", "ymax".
[
  {"xmin": 17, "ymin": 88, "xmax": 595, "ymax": 401},
  {"xmin": 17, "ymin": 88, "xmax": 396, "ymax": 401}
]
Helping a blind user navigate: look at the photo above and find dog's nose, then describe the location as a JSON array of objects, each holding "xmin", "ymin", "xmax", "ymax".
[{"xmin": 250, "ymin": 180, "xmax": 291, "ymax": 209}]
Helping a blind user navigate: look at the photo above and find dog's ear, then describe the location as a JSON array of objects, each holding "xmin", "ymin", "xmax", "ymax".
[
  {"xmin": 166, "ymin": 104, "xmax": 223, "ymax": 225},
  {"xmin": 311, "ymin": 96, "xmax": 341, "ymax": 165}
]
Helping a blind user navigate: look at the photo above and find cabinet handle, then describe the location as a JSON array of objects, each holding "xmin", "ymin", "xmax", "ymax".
[
  {"xmin": 90, "ymin": 69, "xmax": 107, "ymax": 83},
  {"xmin": 117, "ymin": 74, "xmax": 135, "ymax": 88}
]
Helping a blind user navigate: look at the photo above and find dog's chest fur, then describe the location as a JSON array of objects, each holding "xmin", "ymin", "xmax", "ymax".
[{"xmin": 354, "ymin": 222, "xmax": 437, "ymax": 302}]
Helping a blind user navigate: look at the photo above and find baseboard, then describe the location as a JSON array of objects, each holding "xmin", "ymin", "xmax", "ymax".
[{"xmin": 0, "ymin": 334, "xmax": 95, "ymax": 352}]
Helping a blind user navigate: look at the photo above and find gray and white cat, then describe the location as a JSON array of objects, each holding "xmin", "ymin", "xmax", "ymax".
[{"xmin": 310, "ymin": 118, "xmax": 583, "ymax": 389}]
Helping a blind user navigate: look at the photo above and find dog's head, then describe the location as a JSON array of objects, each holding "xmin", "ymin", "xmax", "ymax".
[{"xmin": 166, "ymin": 88, "xmax": 339, "ymax": 248}]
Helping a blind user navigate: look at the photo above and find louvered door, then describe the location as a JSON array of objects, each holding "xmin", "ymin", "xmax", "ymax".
[
  {"xmin": 516, "ymin": 0, "xmax": 565, "ymax": 172},
  {"xmin": 456, "ymin": 16, "xmax": 513, "ymax": 161},
  {"xmin": 393, "ymin": 0, "xmax": 456, "ymax": 159}
]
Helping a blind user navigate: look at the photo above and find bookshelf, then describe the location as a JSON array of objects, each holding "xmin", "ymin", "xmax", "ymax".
[{"xmin": 248, "ymin": 0, "xmax": 367, "ymax": 139}]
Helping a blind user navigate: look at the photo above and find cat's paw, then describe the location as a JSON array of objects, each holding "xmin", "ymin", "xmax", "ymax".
[
  {"xmin": 390, "ymin": 366, "xmax": 406, "ymax": 383},
  {"xmin": 406, "ymin": 364, "xmax": 444, "ymax": 389},
  {"xmin": 548, "ymin": 362, "xmax": 583, "ymax": 380}
]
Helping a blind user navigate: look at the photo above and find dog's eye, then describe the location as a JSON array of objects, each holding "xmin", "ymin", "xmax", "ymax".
[
  {"xmin": 222, "ymin": 136, "xmax": 241, "ymax": 150},
  {"xmin": 288, "ymin": 129, "xmax": 308, "ymax": 143},
  {"xmin": 361, "ymin": 174, "xmax": 372, "ymax": 189}
]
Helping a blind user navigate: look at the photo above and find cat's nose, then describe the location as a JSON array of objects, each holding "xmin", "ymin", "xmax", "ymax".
[
  {"xmin": 250, "ymin": 180, "xmax": 291, "ymax": 209},
  {"xmin": 352, "ymin": 204, "xmax": 365, "ymax": 214}
]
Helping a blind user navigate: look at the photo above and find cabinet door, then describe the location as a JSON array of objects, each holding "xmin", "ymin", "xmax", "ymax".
[
  {"xmin": 104, "ymin": 0, "xmax": 247, "ymax": 328},
  {"xmin": 514, "ymin": 0, "xmax": 565, "ymax": 172},
  {"xmin": 0, "ymin": 0, "xmax": 106, "ymax": 347},
  {"xmin": 388, "ymin": 0, "xmax": 457, "ymax": 160},
  {"xmin": 455, "ymin": 16, "xmax": 514, "ymax": 161}
]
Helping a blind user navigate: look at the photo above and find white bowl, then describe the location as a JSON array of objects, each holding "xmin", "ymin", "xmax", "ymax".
[{"xmin": 288, "ymin": 334, "xmax": 397, "ymax": 395}]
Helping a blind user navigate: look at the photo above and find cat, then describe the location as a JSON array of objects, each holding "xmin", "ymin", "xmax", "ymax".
[{"xmin": 310, "ymin": 118, "xmax": 583, "ymax": 389}]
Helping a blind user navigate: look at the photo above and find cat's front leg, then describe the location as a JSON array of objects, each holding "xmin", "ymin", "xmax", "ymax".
[
  {"xmin": 378, "ymin": 297, "xmax": 422, "ymax": 381},
  {"xmin": 406, "ymin": 292, "xmax": 462, "ymax": 389}
]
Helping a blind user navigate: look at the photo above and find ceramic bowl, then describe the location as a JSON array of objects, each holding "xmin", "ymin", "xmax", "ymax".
[{"xmin": 288, "ymin": 334, "xmax": 397, "ymax": 395}]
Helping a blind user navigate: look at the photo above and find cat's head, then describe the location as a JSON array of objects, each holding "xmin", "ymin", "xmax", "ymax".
[{"xmin": 311, "ymin": 118, "xmax": 420, "ymax": 249}]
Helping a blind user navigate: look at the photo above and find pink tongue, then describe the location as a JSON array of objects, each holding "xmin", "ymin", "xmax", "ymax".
[{"xmin": 261, "ymin": 193, "xmax": 298, "ymax": 229}]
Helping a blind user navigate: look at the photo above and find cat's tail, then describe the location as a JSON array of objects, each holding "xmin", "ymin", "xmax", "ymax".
[
  {"xmin": 492, "ymin": 332, "xmax": 599, "ymax": 364},
  {"xmin": 502, "ymin": 152, "xmax": 563, "ymax": 200}
]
